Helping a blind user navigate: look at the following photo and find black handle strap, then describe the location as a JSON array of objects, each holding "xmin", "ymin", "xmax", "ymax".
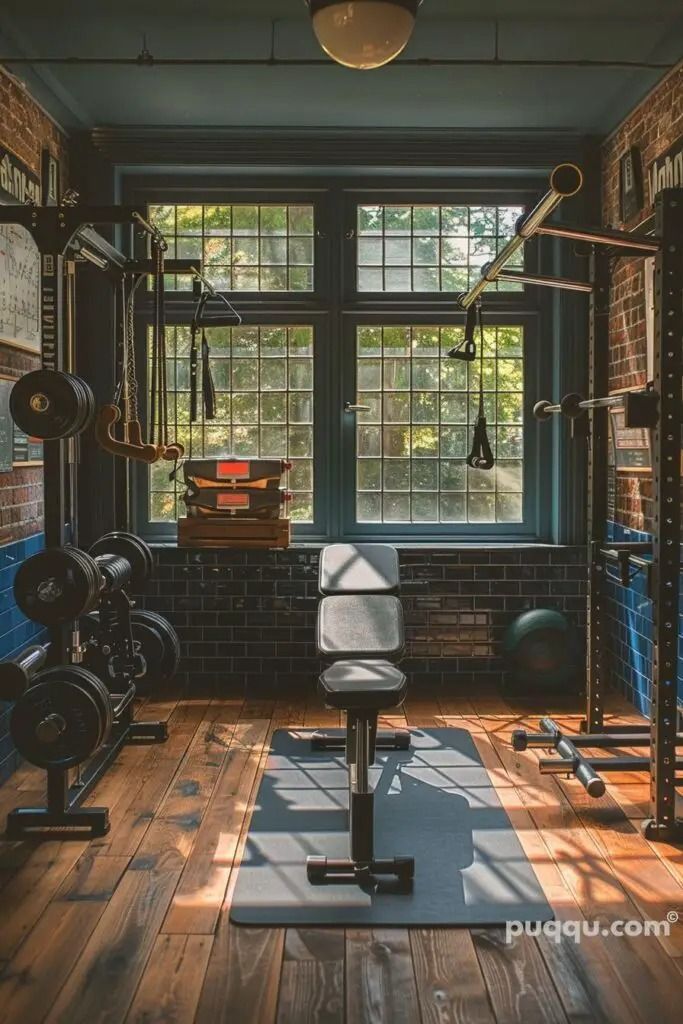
[
  {"xmin": 448, "ymin": 303, "xmax": 478, "ymax": 361},
  {"xmin": 466, "ymin": 303, "xmax": 495, "ymax": 471},
  {"xmin": 201, "ymin": 331, "xmax": 216, "ymax": 420}
]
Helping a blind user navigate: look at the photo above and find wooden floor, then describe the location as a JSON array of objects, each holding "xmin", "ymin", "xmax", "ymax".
[{"xmin": 0, "ymin": 686, "xmax": 682, "ymax": 1024}]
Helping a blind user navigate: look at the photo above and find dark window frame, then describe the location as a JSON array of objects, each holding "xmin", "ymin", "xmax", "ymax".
[{"xmin": 123, "ymin": 176, "xmax": 551, "ymax": 543}]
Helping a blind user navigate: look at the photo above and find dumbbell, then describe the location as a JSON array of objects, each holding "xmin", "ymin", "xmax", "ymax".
[
  {"xmin": 0, "ymin": 643, "xmax": 50, "ymax": 701},
  {"xmin": 14, "ymin": 532, "xmax": 153, "ymax": 627}
]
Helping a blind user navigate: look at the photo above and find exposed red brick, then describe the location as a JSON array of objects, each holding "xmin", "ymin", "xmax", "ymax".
[{"xmin": 601, "ymin": 63, "xmax": 683, "ymax": 528}]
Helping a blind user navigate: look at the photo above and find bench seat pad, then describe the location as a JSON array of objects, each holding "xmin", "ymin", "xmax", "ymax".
[
  {"xmin": 319, "ymin": 660, "xmax": 407, "ymax": 710},
  {"xmin": 316, "ymin": 595, "xmax": 405, "ymax": 661},
  {"xmin": 319, "ymin": 543, "xmax": 400, "ymax": 596}
]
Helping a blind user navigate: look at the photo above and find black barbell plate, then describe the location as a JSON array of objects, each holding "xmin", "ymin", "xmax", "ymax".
[
  {"xmin": 130, "ymin": 610, "xmax": 180, "ymax": 691},
  {"xmin": 10, "ymin": 667, "xmax": 106, "ymax": 768},
  {"xmin": 14, "ymin": 547, "xmax": 101, "ymax": 627},
  {"xmin": 69, "ymin": 547, "xmax": 104, "ymax": 615},
  {"xmin": 90, "ymin": 532, "xmax": 154, "ymax": 585},
  {"xmin": 71, "ymin": 374, "xmax": 96, "ymax": 434},
  {"xmin": 10, "ymin": 370, "xmax": 90, "ymax": 440}
]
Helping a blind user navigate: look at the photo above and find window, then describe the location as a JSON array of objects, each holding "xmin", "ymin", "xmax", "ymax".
[
  {"xmin": 132, "ymin": 182, "xmax": 542, "ymax": 541},
  {"xmin": 356, "ymin": 204, "xmax": 524, "ymax": 293},
  {"xmin": 354, "ymin": 324, "xmax": 524, "ymax": 524},
  {"xmin": 148, "ymin": 203, "xmax": 315, "ymax": 291},
  {"xmin": 148, "ymin": 325, "xmax": 315, "ymax": 524}
]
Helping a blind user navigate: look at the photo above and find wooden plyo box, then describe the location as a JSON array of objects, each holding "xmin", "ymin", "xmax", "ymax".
[{"xmin": 177, "ymin": 516, "xmax": 291, "ymax": 549}]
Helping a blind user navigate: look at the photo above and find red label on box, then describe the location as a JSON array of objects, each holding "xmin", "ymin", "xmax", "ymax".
[
  {"xmin": 217, "ymin": 492, "xmax": 250, "ymax": 508},
  {"xmin": 217, "ymin": 460, "xmax": 250, "ymax": 479}
]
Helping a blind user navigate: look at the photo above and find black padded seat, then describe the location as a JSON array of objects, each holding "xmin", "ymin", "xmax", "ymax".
[
  {"xmin": 319, "ymin": 660, "xmax": 407, "ymax": 710},
  {"xmin": 319, "ymin": 543, "xmax": 400, "ymax": 596},
  {"xmin": 316, "ymin": 595, "xmax": 405, "ymax": 661}
]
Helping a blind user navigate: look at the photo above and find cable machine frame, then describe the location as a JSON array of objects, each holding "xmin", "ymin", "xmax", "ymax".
[{"xmin": 0, "ymin": 157, "xmax": 198, "ymax": 837}]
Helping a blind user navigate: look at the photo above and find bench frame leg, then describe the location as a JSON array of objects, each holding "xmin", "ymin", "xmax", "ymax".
[{"xmin": 307, "ymin": 710, "xmax": 414, "ymax": 887}]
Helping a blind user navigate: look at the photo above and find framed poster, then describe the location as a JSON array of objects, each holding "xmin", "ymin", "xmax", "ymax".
[
  {"xmin": 0, "ymin": 145, "xmax": 41, "ymax": 354},
  {"xmin": 609, "ymin": 406, "xmax": 652, "ymax": 472},
  {"xmin": 12, "ymin": 427, "xmax": 44, "ymax": 467},
  {"xmin": 619, "ymin": 147, "xmax": 644, "ymax": 223}
]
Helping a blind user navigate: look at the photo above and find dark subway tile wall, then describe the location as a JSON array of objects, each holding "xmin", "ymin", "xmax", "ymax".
[{"xmin": 132, "ymin": 545, "xmax": 588, "ymax": 698}]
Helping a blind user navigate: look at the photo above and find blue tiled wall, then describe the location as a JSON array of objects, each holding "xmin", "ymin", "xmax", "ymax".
[
  {"xmin": 0, "ymin": 533, "xmax": 47, "ymax": 785},
  {"xmin": 604, "ymin": 522, "xmax": 683, "ymax": 717}
]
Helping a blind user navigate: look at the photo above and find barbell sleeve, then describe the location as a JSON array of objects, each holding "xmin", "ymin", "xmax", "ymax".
[{"xmin": 0, "ymin": 643, "xmax": 50, "ymax": 701}]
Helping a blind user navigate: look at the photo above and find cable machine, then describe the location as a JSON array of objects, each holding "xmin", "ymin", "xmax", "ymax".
[
  {"xmin": 0, "ymin": 157, "xmax": 195, "ymax": 836},
  {"xmin": 453, "ymin": 165, "xmax": 683, "ymax": 842}
]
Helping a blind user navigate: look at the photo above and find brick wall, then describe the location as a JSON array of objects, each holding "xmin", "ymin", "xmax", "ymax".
[
  {"xmin": 602, "ymin": 62, "xmax": 682, "ymax": 528},
  {"xmin": 132, "ymin": 545, "xmax": 586, "ymax": 698},
  {"xmin": 0, "ymin": 66, "xmax": 68, "ymax": 782},
  {"xmin": 600, "ymin": 63, "xmax": 682, "ymax": 711}
]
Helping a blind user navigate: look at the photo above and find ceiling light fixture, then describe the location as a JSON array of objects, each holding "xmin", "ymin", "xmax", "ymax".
[{"xmin": 306, "ymin": 0, "xmax": 422, "ymax": 70}]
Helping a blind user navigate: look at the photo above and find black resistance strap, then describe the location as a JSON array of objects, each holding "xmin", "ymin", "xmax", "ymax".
[
  {"xmin": 190, "ymin": 292, "xmax": 217, "ymax": 422},
  {"xmin": 466, "ymin": 303, "xmax": 495, "ymax": 471}
]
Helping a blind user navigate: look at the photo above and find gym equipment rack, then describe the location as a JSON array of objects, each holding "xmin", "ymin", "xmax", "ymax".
[
  {"xmin": 0, "ymin": 153, "xmax": 184, "ymax": 836},
  {"xmin": 4, "ymin": 642, "xmax": 166, "ymax": 839},
  {"xmin": 455, "ymin": 166, "xmax": 683, "ymax": 842}
]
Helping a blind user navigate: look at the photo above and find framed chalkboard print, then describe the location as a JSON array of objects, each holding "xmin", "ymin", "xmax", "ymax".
[{"xmin": 0, "ymin": 146, "xmax": 41, "ymax": 354}]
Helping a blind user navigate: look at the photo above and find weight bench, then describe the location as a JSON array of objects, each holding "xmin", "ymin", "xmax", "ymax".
[{"xmin": 307, "ymin": 546, "xmax": 414, "ymax": 887}]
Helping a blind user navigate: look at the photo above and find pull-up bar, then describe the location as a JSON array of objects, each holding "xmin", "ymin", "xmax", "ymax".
[
  {"xmin": 456, "ymin": 162, "xmax": 584, "ymax": 309},
  {"xmin": 483, "ymin": 266, "xmax": 593, "ymax": 293}
]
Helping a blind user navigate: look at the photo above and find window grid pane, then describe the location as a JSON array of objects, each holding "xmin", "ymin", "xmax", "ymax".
[
  {"xmin": 149, "ymin": 325, "xmax": 314, "ymax": 524},
  {"xmin": 148, "ymin": 204, "xmax": 315, "ymax": 292},
  {"xmin": 356, "ymin": 205, "xmax": 524, "ymax": 293},
  {"xmin": 355, "ymin": 325, "xmax": 524, "ymax": 525}
]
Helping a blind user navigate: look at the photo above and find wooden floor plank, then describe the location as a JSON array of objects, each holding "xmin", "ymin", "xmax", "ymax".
[
  {"xmin": 0, "ymin": 840, "xmax": 89, "ymax": 962},
  {"xmin": 44, "ymin": 861, "xmax": 183, "ymax": 1024},
  {"xmin": 124, "ymin": 934, "xmax": 213, "ymax": 1024},
  {"xmin": 345, "ymin": 930, "xmax": 420, "ymax": 1024},
  {"xmin": 472, "ymin": 929, "xmax": 569, "ymax": 1024},
  {"xmin": 411, "ymin": 929, "xmax": 495, "ymax": 1024},
  {"xmin": 195, "ymin": 924, "xmax": 284, "ymax": 1024},
  {"xmin": 162, "ymin": 718, "xmax": 271, "ymax": 934},
  {"xmin": 0, "ymin": 855, "xmax": 129, "ymax": 1024},
  {"xmin": 276, "ymin": 929, "xmax": 345, "ymax": 1024}
]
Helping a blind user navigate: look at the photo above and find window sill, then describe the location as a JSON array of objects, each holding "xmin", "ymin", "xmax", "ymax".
[{"xmin": 147, "ymin": 539, "xmax": 575, "ymax": 551}]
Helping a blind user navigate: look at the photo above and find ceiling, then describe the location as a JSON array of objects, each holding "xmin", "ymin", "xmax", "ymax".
[{"xmin": 0, "ymin": 0, "xmax": 681, "ymax": 136}]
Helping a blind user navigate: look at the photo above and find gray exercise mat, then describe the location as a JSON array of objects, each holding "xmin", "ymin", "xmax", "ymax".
[{"xmin": 231, "ymin": 728, "xmax": 553, "ymax": 926}]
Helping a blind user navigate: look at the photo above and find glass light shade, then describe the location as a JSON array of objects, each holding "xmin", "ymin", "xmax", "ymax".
[{"xmin": 310, "ymin": 1, "xmax": 417, "ymax": 70}]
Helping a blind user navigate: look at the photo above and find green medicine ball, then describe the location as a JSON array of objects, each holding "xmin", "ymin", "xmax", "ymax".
[{"xmin": 502, "ymin": 608, "xmax": 578, "ymax": 689}]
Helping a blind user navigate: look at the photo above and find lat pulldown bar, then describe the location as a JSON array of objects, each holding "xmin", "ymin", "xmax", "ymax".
[{"xmin": 456, "ymin": 162, "xmax": 584, "ymax": 309}]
